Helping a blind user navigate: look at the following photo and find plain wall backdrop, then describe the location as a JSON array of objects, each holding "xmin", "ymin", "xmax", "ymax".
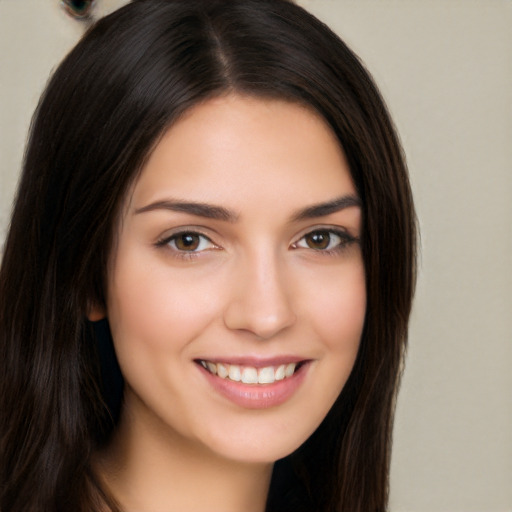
[{"xmin": 1, "ymin": 1, "xmax": 511, "ymax": 511}]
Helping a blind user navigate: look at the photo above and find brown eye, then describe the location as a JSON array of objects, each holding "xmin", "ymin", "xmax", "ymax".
[
  {"xmin": 304, "ymin": 231, "xmax": 332, "ymax": 250},
  {"xmin": 161, "ymin": 232, "xmax": 217, "ymax": 254},
  {"xmin": 62, "ymin": 0, "xmax": 95, "ymax": 20},
  {"xmin": 174, "ymin": 233, "xmax": 201, "ymax": 251},
  {"xmin": 293, "ymin": 229, "xmax": 352, "ymax": 253}
]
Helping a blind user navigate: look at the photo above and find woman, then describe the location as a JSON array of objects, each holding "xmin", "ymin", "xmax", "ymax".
[{"xmin": 0, "ymin": 1, "xmax": 416, "ymax": 511}]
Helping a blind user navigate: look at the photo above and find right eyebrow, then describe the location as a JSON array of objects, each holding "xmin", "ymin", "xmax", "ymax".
[{"xmin": 134, "ymin": 199, "xmax": 239, "ymax": 223}]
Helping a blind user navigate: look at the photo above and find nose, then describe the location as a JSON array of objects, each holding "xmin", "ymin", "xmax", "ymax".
[{"xmin": 223, "ymin": 251, "xmax": 297, "ymax": 339}]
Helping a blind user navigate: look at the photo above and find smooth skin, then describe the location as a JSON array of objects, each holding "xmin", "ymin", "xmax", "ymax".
[{"xmin": 92, "ymin": 95, "xmax": 366, "ymax": 512}]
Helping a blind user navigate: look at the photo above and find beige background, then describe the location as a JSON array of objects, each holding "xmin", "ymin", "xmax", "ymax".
[{"xmin": 1, "ymin": 1, "xmax": 511, "ymax": 511}]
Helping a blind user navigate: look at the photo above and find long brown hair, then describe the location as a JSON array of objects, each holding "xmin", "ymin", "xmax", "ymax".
[{"xmin": 0, "ymin": 1, "xmax": 416, "ymax": 511}]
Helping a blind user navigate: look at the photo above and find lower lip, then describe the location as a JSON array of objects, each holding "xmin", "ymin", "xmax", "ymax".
[{"xmin": 198, "ymin": 363, "xmax": 309, "ymax": 409}]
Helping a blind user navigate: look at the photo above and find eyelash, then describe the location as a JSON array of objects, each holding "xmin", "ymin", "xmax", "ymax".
[
  {"xmin": 155, "ymin": 228, "xmax": 358, "ymax": 260},
  {"xmin": 291, "ymin": 228, "xmax": 357, "ymax": 256},
  {"xmin": 155, "ymin": 230, "xmax": 218, "ymax": 260}
]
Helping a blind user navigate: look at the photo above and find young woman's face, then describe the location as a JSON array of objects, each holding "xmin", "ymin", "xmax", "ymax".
[{"xmin": 101, "ymin": 95, "xmax": 366, "ymax": 464}]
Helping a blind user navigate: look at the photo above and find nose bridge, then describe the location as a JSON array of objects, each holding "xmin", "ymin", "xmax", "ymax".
[{"xmin": 223, "ymin": 245, "xmax": 296, "ymax": 339}]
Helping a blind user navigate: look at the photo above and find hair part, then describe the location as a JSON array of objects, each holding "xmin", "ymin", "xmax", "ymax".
[{"xmin": 0, "ymin": 1, "xmax": 416, "ymax": 511}]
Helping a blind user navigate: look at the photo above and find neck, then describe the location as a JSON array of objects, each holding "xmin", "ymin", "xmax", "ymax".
[{"xmin": 96, "ymin": 397, "xmax": 273, "ymax": 512}]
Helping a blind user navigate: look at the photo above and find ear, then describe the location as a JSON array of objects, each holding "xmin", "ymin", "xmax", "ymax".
[{"xmin": 87, "ymin": 303, "xmax": 106, "ymax": 322}]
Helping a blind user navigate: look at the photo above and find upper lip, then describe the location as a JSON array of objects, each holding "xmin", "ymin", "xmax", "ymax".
[{"xmin": 194, "ymin": 355, "xmax": 308, "ymax": 368}]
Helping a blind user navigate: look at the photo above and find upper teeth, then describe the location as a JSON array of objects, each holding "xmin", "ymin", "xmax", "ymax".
[{"xmin": 199, "ymin": 361, "xmax": 297, "ymax": 384}]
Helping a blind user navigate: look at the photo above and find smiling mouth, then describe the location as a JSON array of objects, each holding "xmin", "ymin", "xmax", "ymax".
[{"xmin": 196, "ymin": 360, "xmax": 304, "ymax": 385}]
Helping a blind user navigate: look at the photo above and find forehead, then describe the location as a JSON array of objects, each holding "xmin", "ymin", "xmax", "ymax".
[{"xmin": 128, "ymin": 94, "xmax": 355, "ymax": 215}]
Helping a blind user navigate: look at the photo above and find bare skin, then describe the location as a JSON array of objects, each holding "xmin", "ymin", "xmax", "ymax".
[{"xmin": 92, "ymin": 95, "xmax": 365, "ymax": 511}]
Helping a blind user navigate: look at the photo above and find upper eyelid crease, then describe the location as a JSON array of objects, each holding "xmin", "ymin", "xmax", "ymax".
[
  {"xmin": 296, "ymin": 228, "xmax": 356, "ymax": 243},
  {"xmin": 156, "ymin": 230, "xmax": 214, "ymax": 245}
]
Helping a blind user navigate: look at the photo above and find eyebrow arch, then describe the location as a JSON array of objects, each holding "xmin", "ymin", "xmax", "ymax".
[
  {"xmin": 291, "ymin": 195, "xmax": 361, "ymax": 221},
  {"xmin": 134, "ymin": 199, "xmax": 238, "ymax": 223}
]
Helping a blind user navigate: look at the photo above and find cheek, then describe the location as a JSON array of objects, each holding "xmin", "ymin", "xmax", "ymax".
[
  {"xmin": 301, "ymin": 259, "xmax": 366, "ymax": 415},
  {"xmin": 327, "ymin": 281, "xmax": 366, "ymax": 350},
  {"xmin": 302, "ymin": 260, "xmax": 366, "ymax": 353},
  {"xmin": 105, "ymin": 256, "xmax": 225, "ymax": 381}
]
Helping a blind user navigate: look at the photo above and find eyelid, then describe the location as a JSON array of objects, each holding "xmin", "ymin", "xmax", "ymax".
[
  {"xmin": 155, "ymin": 227, "xmax": 220, "ymax": 254},
  {"xmin": 292, "ymin": 224, "xmax": 356, "ymax": 241},
  {"xmin": 291, "ymin": 226, "xmax": 358, "ymax": 252}
]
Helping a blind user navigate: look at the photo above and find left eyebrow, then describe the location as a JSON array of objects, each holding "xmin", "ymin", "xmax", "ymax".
[{"xmin": 291, "ymin": 195, "xmax": 361, "ymax": 221}]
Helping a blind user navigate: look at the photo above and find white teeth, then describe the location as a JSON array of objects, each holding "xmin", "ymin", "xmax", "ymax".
[
  {"xmin": 206, "ymin": 361, "xmax": 217, "ymax": 375},
  {"xmin": 228, "ymin": 365, "xmax": 241, "ymax": 382},
  {"xmin": 199, "ymin": 360, "xmax": 300, "ymax": 385},
  {"xmin": 217, "ymin": 363, "xmax": 229, "ymax": 379},
  {"xmin": 258, "ymin": 366, "xmax": 275, "ymax": 384},
  {"xmin": 285, "ymin": 363, "xmax": 296, "ymax": 377},
  {"xmin": 241, "ymin": 367, "xmax": 258, "ymax": 384},
  {"xmin": 275, "ymin": 364, "xmax": 286, "ymax": 381}
]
